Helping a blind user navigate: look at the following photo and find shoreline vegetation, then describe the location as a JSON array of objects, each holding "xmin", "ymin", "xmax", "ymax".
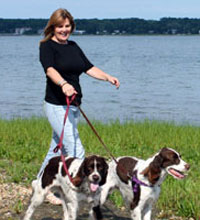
[
  {"xmin": 0, "ymin": 117, "xmax": 199, "ymax": 218},
  {"xmin": 1, "ymin": 17, "xmax": 200, "ymax": 36},
  {"xmin": 1, "ymin": 33, "xmax": 200, "ymax": 37}
]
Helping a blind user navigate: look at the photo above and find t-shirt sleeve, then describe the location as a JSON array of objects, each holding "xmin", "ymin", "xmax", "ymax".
[
  {"xmin": 39, "ymin": 42, "xmax": 55, "ymax": 73},
  {"xmin": 75, "ymin": 43, "xmax": 94, "ymax": 72}
]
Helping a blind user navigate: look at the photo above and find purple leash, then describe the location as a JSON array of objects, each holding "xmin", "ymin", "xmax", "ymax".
[{"xmin": 132, "ymin": 175, "xmax": 151, "ymax": 193}]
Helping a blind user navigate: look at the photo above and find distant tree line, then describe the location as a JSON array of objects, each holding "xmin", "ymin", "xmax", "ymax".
[{"xmin": 1, "ymin": 17, "xmax": 200, "ymax": 35}]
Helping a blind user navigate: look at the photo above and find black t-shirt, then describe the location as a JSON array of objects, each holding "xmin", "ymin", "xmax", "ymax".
[{"xmin": 40, "ymin": 39, "xmax": 93, "ymax": 105}]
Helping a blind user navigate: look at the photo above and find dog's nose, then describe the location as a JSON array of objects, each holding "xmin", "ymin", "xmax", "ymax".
[
  {"xmin": 92, "ymin": 174, "xmax": 99, "ymax": 182},
  {"xmin": 185, "ymin": 164, "xmax": 190, "ymax": 170}
]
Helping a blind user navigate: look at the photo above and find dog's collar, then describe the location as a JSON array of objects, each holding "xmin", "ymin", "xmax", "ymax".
[{"xmin": 132, "ymin": 175, "xmax": 152, "ymax": 193}]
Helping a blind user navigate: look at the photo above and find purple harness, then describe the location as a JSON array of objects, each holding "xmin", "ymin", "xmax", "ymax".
[{"xmin": 132, "ymin": 175, "xmax": 151, "ymax": 193}]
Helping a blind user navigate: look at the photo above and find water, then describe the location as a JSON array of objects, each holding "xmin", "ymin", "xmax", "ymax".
[{"xmin": 0, "ymin": 35, "xmax": 200, "ymax": 125}]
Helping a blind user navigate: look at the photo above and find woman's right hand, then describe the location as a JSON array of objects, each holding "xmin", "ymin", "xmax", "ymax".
[{"xmin": 62, "ymin": 83, "xmax": 78, "ymax": 97}]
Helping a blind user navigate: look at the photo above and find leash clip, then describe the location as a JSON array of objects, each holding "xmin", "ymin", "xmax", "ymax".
[{"xmin": 53, "ymin": 145, "xmax": 60, "ymax": 153}]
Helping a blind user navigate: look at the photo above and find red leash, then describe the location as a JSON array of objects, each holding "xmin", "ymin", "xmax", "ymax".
[
  {"xmin": 54, "ymin": 94, "xmax": 119, "ymax": 184},
  {"xmin": 76, "ymin": 104, "xmax": 118, "ymax": 165},
  {"xmin": 53, "ymin": 94, "xmax": 76, "ymax": 183},
  {"xmin": 75, "ymin": 103, "xmax": 130, "ymax": 178}
]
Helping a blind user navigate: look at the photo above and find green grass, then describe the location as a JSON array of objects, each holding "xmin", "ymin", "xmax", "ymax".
[{"xmin": 0, "ymin": 117, "xmax": 199, "ymax": 218}]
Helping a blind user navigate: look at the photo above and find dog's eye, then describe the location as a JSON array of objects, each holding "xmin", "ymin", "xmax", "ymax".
[
  {"xmin": 173, "ymin": 154, "xmax": 178, "ymax": 160},
  {"xmin": 172, "ymin": 154, "xmax": 180, "ymax": 164},
  {"xmin": 175, "ymin": 158, "xmax": 180, "ymax": 164},
  {"xmin": 97, "ymin": 164, "xmax": 103, "ymax": 170},
  {"xmin": 90, "ymin": 165, "xmax": 94, "ymax": 169},
  {"xmin": 97, "ymin": 163, "xmax": 104, "ymax": 170},
  {"xmin": 88, "ymin": 164, "xmax": 94, "ymax": 171}
]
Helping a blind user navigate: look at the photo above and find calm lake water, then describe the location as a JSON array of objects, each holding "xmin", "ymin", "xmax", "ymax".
[{"xmin": 1, "ymin": 35, "xmax": 200, "ymax": 125}]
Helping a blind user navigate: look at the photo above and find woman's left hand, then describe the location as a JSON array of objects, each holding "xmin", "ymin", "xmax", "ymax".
[
  {"xmin": 107, "ymin": 76, "xmax": 120, "ymax": 89},
  {"xmin": 86, "ymin": 66, "xmax": 120, "ymax": 88}
]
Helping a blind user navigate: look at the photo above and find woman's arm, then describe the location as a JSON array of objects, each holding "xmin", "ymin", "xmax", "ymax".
[
  {"xmin": 86, "ymin": 66, "xmax": 120, "ymax": 88},
  {"xmin": 46, "ymin": 67, "xmax": 77, "ymax": 96}
]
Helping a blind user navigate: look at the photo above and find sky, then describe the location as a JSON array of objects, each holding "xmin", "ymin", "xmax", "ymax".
[{"xmin": 1, "ymin": 0, "xmax": 200, "ymax": 20}]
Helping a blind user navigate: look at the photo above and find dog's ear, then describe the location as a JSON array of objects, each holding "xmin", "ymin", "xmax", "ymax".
[
  {"xmin": 72, "ymin": 159, "xmax": 87, "ymax": 187},
  {"xmin": 99, "ymin": 157, "xmax": 109, "ymax": 186},
  {"xmin": 141, "ymin": 164, "xmax": 160, "ymax": 184},
  {"xmin": 141, "ymin": 154, "xmax": 163, "ymax": 184},
  {"xmin": 72, "ymin": 176, "xmax": 83, "ymax": 187},
  {"xmin": 153, "ymin": 153, "xmax": 164, "ymax": 168}
]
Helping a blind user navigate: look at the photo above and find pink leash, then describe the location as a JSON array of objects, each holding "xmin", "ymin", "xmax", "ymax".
[{"xmin": 53, "ymin": 94, "xmax": 76, "ymax": 183}]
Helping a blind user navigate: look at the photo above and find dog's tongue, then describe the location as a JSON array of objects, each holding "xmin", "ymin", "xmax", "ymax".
[
  {"xmin": 169, "ymin": 168, "xmax": 185, "ymax": 179},
  {"xmin": 90, "ymin": 183, "xmax": 99, "ymax": 192}
]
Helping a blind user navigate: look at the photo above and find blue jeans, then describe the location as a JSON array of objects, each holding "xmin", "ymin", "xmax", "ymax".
[{"xmin": 38, "ymin": 101, "xmax": 85, "ymax": 177}]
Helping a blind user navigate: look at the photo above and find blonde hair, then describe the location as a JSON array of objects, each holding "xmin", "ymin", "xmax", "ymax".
[{"xmin": 40, "ymin": 8, "xmax": 75, "ymax": 44}]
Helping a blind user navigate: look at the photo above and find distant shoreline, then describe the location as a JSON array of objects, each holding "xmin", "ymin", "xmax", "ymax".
[
  {"xmin": 1, "ymin": 17, "xmax": 200, "ymax": 35},
  {"xmin": 1, "ymin": 33, "xmax": 200, "ymax": 37}
]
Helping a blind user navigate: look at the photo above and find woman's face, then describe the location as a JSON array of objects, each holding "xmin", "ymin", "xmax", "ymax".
[{"xmin": 52, "ymin": 18, "xmax": 72, "ymax": 43}]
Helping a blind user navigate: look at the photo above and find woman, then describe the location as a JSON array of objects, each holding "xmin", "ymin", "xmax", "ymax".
[{"xmin": 38, "ymin": 8, "xmax": 120, "ymax": 187}]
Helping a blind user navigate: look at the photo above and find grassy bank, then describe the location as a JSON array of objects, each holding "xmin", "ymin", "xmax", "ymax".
[{"xmin": 0, "ymin": 117, "xmax": 199, "ymax": 218}]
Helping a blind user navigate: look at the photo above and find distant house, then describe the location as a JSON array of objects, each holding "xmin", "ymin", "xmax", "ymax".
[
  {"xmin": 15, "ymin": 27, "xmax": 32, "ymax": 35},
  {"xmin": 148, "ymin": 30, "xmax": 155, "ymax": 34},
  {"xmin": 111, "ymin": 30, "xmax": 121, "ymax": 35},
  {"xmin": 171, "ymin": 29, "xmax": 177, "ymax": 34},
  {"xmin": 73, "ymin": 30, "xmax": 85, "ymax": 35}
]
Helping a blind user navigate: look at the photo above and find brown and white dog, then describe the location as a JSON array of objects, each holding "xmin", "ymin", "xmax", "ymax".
[
  {"xmin": 23, "ymin": 155, "xmax": 108, "ymax": 220},
  {"xmin": 99, "ymin": 147, "xmax": 190, "ymax": 220}
]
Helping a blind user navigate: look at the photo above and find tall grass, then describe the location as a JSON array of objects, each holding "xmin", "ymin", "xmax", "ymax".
[{"xmin": 0, "ymin": 117, "xmax": 199, "ymax": 218}]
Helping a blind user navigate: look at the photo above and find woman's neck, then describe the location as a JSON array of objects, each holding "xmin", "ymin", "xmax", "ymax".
[{"xmin": 51, "ymin": 36, "xmax": 68, "ymax": 45}]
